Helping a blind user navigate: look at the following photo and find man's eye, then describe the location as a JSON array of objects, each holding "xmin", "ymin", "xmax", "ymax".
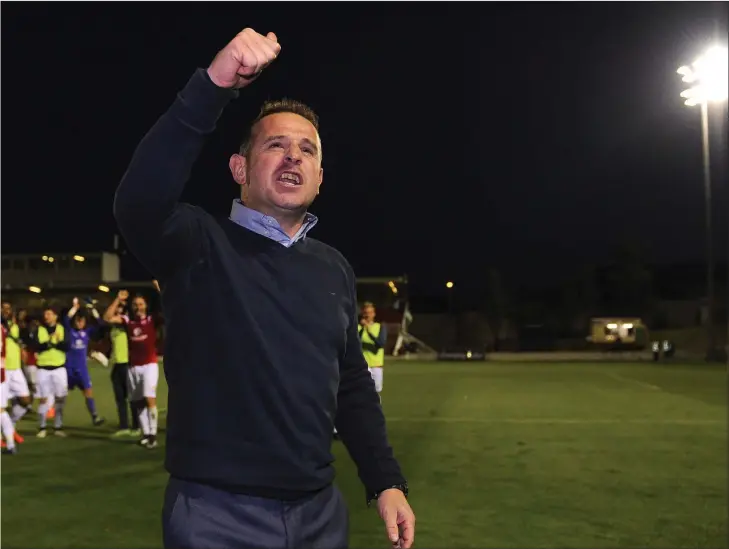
[
  {"xmin": 269, "ymin": 142, "xmax": 283, "ymax": 148},
  {"xmin": 303, "ymin": 148, "xmax": 314, "ymax": 155}
]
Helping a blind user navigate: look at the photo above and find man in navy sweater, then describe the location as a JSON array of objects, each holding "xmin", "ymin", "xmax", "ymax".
[{"xmin": 114, "ymin": 28, "xmax": 415, "ymax": 549}]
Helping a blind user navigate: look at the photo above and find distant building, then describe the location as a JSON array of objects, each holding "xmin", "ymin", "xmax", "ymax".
[
  {"xmin": 0, "ymin": 251, "xmax": 150, "ymax": 311},
  {"xmin": 2, "ymin": 252, "xmax": 120, "ymax": 288}
]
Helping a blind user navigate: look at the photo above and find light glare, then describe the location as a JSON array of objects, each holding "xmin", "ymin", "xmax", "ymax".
[{"xmin": 677, "ymin": 46, "xmax": 728, "ymax": 106}]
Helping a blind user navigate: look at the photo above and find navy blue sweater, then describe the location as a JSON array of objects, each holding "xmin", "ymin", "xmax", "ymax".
[{"xmin": 113, "ymin": 69, "xmax": 405, "ymax": 501}]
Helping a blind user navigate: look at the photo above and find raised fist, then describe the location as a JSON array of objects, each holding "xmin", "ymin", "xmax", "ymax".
[
  {"xmin": 207, "ymin": 28, "xmax": 281, "ymax": 89},
  {"xmin": 118, "ymin": 290, "xmax": 129, "ymax": 301}
]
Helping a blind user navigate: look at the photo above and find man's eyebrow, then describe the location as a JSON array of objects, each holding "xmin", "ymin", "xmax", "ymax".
[
  {"xmin": 261, "ymin": 135, "xmax": 287, "ymax": 145},
  {"xmin": 261, "ymin": 134, "xmax": 319, "ymax": 153},
  {"xmin": 300, "ymin": 138, "xmax": 319, "ymax": 152}
]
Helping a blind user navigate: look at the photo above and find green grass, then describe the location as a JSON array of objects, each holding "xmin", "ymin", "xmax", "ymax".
[{"xmin": 2, "ymin": 360, "xmax": 726, "ymax": 548}]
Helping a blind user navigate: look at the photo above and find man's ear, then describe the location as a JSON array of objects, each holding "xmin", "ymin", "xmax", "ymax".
[{"xmin": 229, "ymin": 154, "xmax": 248, "ymax": 187}]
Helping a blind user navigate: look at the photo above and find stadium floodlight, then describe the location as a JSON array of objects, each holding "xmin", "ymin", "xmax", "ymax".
[
  {"xmin": 676, "ymin": 44, "xmax": 728, "ymax": 361},
  {"xmin": 445, "ymin": 281, "xmax": 454, "ymax": 289},
  {"xmin": 28, "ymin": 286, "xmax": 42, "ymax": 294},
  {"xmin": 98, "ymin": 285, "xmax": 110, "ymax": 293},
  {"xmin": 677, "ymin": 46, "xmax": 728, "ymax": 106},
  {"xmin": 73, "ymin": 255, "xmax": 86, "ymax": 262}
]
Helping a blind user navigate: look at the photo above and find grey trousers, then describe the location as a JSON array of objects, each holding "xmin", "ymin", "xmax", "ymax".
[{"xmin": 162, "ymin": 477, "xmax": 349, "ymax": 549}]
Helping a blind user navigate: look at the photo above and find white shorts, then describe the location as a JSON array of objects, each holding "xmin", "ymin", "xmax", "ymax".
[
  {"xmin": 5, "ymin": 369, "xmax": 30, "ymax": 399},
  {"xmin": 37, "ymin": 367, "xmax": 69, "ymax": 399},
  {"xmin": 369, "ymin": 367, "xmax": 383, "ymax": 393},
  {"xmin": 127, "ymin": 362, "xmax": 159, "ymax": 400},
  {"xmin": 1, "ymin": 380, "xmax": 8, "ymax": 409}
]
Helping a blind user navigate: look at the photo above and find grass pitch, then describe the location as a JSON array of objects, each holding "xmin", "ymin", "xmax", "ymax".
[{"xmin": 2, "ymin": 360, "xmax": 726, "ymax": 548}]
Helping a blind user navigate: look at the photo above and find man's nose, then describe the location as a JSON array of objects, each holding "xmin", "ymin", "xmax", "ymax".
[{"xmin": 285, "ymin": 148, "xmax": 303, "ymax": 164}]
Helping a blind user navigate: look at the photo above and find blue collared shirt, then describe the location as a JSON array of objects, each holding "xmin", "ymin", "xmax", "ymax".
[{"xmin": 229, "ymin": 200, "xmax": 318, "ymax": 247}]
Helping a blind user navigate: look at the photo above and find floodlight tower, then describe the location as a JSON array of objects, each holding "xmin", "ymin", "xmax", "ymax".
[{"xmin": 677, "ymin": 45, "xmax": 728, "ymax": 361}]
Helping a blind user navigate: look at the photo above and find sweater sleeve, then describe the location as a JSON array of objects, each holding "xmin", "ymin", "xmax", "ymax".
[
  {"xmin": 334, "ymin": 263, "xmax": 406, "ymax": 503},
  {"xmin": 113, "ymin": 69, "xmax": 239, "ymax": 278}
]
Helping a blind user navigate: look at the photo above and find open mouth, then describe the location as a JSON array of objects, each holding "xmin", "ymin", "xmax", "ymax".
[{"xmin": 277, "ymin": 171, "xmax": 302, "ymax": 187}]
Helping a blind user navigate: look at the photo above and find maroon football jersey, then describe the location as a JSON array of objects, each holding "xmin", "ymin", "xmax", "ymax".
[{"xmin": 122, "ymin": 315, "xmax": 158, "ymax": 366}]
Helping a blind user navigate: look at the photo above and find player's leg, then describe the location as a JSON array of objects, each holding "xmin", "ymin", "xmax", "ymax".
[
  {"xmin": 128, "ymin": 366, "xmax": 150, "ymax": 445},
  {"xmin": 374, "ymin": 367, "xmax": 383, "ymax": 400},
  {"xmin": 142, "ymin": 362, "xmax": 160, "ymax": 449},
  {"xmin": 51, "ymin": 368, "xmax": 69, "ymax": 436},
  {"xmin": 126, "ymin": 363, "xmax": 141, "ymax": 433},
  {"xmin": 1, "ymin": 381, "xmax": 17, "ymax": 454},
  {"xmin": 46, "ymin": 392, "xmax": 56, "ymax": 420},
  {"xmin": 6, "ymin": 371, "xmax": 29, "ymax": 444},
  {"xmin": 24, "ymin": 364, "xmax": 38, "ymax": 400},
  {"xmin": 79, "ymin": 365, "xmax": 104, "ymax": 426},
  {"xmin": 368, "ymin": 367, "xmax": 383, "ymax": 403},
  {"xmin": 110, "ymin": 363, "xmax": 129, "ymax": 432},
  {"xmin": 0, "ymin": 408, "xmax": 17, "ymax": 454},
  {"xmin": 8, "ymin": 370, "xmax": 31, "ymax": 425},
  {"xmin": 35, "ymin": 369, "xmax": 52, "ymax": 437}
]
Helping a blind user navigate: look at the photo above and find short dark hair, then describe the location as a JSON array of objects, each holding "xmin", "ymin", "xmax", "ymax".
[{"xmin": 238, "ymin": 98, "xmax": 320, "ymax": 157}]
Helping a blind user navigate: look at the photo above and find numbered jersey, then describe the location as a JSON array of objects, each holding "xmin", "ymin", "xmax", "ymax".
[{"xmin": 122, "ymin": 315, "xmax": 158, "ymax": 366}]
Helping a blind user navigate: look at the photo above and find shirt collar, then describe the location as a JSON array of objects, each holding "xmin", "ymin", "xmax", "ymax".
[{"xmin": 229, "ymin": 200, "xmax": 318, "ymax": 247}]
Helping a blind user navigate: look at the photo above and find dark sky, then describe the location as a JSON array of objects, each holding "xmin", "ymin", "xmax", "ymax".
[{"xmin": 2, "ymin": 2, "xmax": 728, "ymax": 300}]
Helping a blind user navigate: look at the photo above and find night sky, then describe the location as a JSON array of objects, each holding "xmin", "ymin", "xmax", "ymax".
[{"xmin": 2, "ymin": 2, "xmax": 728, "ymax": 302}]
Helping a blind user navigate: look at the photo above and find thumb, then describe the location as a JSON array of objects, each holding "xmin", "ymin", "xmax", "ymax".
[
  {"xmin": 382, "ymin": 508, "xmax": 399, "ymax": 543},
  {"xmin": 266, "ymin": 31, "xmax": 278, "ymax": 43}
]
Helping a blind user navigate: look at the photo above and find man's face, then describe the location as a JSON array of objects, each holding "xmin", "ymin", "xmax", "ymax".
[
  {"xmin": 73, "ymin": 315, "xmax": 87, "ymax": 330},
  {"xmin": 44, "ymin": 309, "xmax": 58, "ymax": 326},
  {"xmin": 362, "ymin": 305, "xmax": 376, "ymax": 322},
  {"xmin": 232, "ymin": 112, "xmax": 323, "ymax": 219},
  {"xmin": 1, "ymin": 302, "xmax": 12, "ymax": 320}
]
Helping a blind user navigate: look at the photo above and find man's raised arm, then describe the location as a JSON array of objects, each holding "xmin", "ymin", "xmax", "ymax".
[{"xmin": 113, "ymin": 28, "xmax": 280, "ymax": 277}]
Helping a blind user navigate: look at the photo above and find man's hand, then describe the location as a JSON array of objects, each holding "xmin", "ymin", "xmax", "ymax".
[
  {"xmin": 118, "ymin": 290, "xmax": 129, "ymax": 302},
  {"xmin": 377, "ymin": 489, "xmax": 415, "ymax": 549},
  {"xmin": 207, "ymin": 28, "xmax": 281, "ymax": 89}
]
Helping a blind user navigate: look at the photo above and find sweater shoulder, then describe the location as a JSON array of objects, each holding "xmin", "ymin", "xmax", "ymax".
[{"xmin": 304, "ymin": 238, "xmax": 354, "ymax": 276}]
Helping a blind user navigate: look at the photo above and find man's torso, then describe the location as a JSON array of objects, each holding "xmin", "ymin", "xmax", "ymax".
[{"xmin": 123, "ymin": 315, "xmax": 157, "ymax": 367}]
